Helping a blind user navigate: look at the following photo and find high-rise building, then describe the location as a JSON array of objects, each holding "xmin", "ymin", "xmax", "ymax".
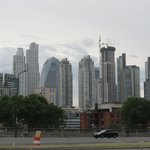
[
  {"xmin": 59, "ymin": 58, "xmax": 72, "ymax": 107},
  {"xmin": 13, "ymin": 48, "xmax": 27, "ymax": 95},
  {"xmin": 117, "ymin": 54, "xmax": 140, "ymax": 102},
  {"xmin": 120, "ymin": 65, "xmax": 140, "ymax": 102},
  {"xmin": 117, "ymin": 53, "xmax": 126, "ymax": 102},
  {"xmin": 100, "ymin": 46, "xmax": 116, "ymax": 103},
  {"xmin": 0, "ymin": 73, "xmax": 3, "ymax": 96},
  {"xmin": 78, "ymin": 56, "xmax": 99, "ymax": 110},
  {"xmin": 39, "ymin": 57, "xmax": 60, "ymax": 105},
  {"xmin": 144, "ymin": 57, "xmax": 150, "ymax": 100},
  {"xmin": 35, "ymin": 87, "xmax": 56, "ymax": 104},
  {"xmin": 3, "ymin": 73, "xmax": 18, "ymax": 96},
  {"xmin": 0, "ymin": 73, "xmax": 3, "ymax": 87},
  {"xmin": 92, "ymin": 67, "xmax": 100, "ymax": 106},
  {"xmin": 26, "ymin": 42, "xmax": 40, "ymax": 95}
]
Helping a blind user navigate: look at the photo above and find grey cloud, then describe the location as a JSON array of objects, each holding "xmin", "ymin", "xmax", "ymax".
[
  {"xmin": 20, "ymin": 34, "xmax": 43, "ymax": 40},
  {"xmin": 127, "ymin": 54, "xmax": 138, "ymax": 58},
  {"xmin": 39, "ymin": 45, "xmax": 59, "ymax": 63},
  {"xmin": 59, "ymin": 43, "xmax": 88, "ymax": 55},
  {"xmin": 58, "ymin": 40, "xmax": 93, "ymax": 59},
  {"xmin": 90, "ymin": 55, "xmax": 99, "ymax": 67},
  {"xmin": 39, "ymin": 40, "xmax": 91, "ymax": 63},
  {"xmin": 81, "ymin": 38, "xmax": 96, "ymax": 48},
  {"xmin": 0, "ymin": 47, "xmax": 16, "ymax": 52},
  {"xmin": 39, "ymin": 44, "xmax": 61, "ymax": 63},
  {"xmin": 58, "ymin": 47, "xmax": 88, "ymax": 65},
  {"xmin": 39, "ymin": 45, "xmax": 58, "ymax": 53},
  {"xmin": 0, "ymin": 47, "xmax": 16, "ymax": 73},
  {"xmin": 39, "ymin": 45, "xmax": 58, "ymax": 71},
  {"xmin": 0, "ymin": 66, "xmax": 12, "ymax": 74},
  {"xmin": 0, "ymin": 41, "xmax": 12, "ymax": 44}
]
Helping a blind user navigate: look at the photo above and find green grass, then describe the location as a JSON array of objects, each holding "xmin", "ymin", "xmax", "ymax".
[{"xmin": 0, "ymin": 142, "xmax": 150, "ymax": 149}]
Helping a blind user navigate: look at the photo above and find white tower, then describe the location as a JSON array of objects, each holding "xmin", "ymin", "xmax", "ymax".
[
  {"xmin": 59, "ymin": 58, "xmax": 72, "ymax": 107},
  {"xmin": 78, "ymin": 55, "xmax": 99, "ymax": 111},
  {"xmin": 26, "ymin": 42, "xmax": 40, "ymax": 95},
  {"xmin": 13, "ymin": 48, "xmax": 27, "ymax": 95}
]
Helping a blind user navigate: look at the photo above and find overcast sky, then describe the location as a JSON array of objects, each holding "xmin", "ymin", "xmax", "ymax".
[{"xmin": 0, "ymin": 0, "xmax": 150, "ymax": 106}]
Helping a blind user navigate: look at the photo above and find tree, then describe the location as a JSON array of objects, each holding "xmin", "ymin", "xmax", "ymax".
[
  {"xmin": 45, "ymin": 103, "xmax": 66, "ymax": 128},
  {"xmin": 0, "ymin": 94, "xmax": 66, "ymax": 128},
  {"xmin": 0, "ymin": 95, "xmax": 12, "ymax": 126},
  {"xmin": 20, "ymin": 94, "xmax": 48, "ymax": 128},
  {"xmin": 121, "ymin": 97, "xmax": 150, "ymax": 129},
  {"xmin": 108, "ymin": 123, "xmax": 122, "ymax": 130},
  {"xmin": 20, "ymin": 94, "xmax": 66, "ymax": 128}
]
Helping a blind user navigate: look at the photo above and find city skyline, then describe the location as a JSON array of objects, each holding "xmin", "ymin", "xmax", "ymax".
[
  {"xmin": 0, "ymin": 0, "xmax": 150, "ymax": 106},
  {"xmin": 0, "ymin": 43, "xmax": 149, "ymax": 106}
]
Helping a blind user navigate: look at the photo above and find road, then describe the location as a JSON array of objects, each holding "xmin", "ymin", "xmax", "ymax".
[{"xmin": 0, "ymin": 137, "xmax": 149, "ymax": 146}]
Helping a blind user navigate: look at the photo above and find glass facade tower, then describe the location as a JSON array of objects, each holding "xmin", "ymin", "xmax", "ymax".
[{"xmin": 39, "ymin": 57, "xmax": 59, "ymax": 105}]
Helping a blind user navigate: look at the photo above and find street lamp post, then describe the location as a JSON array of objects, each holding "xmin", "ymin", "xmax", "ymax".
[{"xmin": 14, "ymin": 69, "xmax": 27, "ymax": 137}]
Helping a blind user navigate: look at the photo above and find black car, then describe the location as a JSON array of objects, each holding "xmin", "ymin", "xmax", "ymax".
[{"xmin": 93, "ymin": 129, "xmax": 118, "ymax": 138}]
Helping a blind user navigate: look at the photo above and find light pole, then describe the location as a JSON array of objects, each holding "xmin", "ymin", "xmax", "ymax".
[{"xmin": 14, "ymin": 69, "xmax": 27, "ymax": 137}]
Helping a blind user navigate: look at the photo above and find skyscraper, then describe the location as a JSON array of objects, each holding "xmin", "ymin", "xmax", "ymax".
[
  {"xmin": 144, "ymin": 57, "xmax": 150, "ymax": 100},
  {"xmin": 59, "ymin": 58, "xmax": 72, "ymax": 107},
  {"xmin": 3, "ymin": 73, "xmax": 18, "ymax": 96},
  {"xmin": 26, "ymin": 42, "xmax": 40, "ymax": 95},
  {"xmin": 120, "ymin": 65, "xmax": 140, "ymax": 102},
  {"xmin": 117, "ymin": 54, "xmax": 140, "ymax": 102},
  {"xmin": 117, "ymin": 53, "xmax": 126, "ymax": 102},
  {"xmin": 13, "ymin": 48, "xmax": 27, "ymax": 95},
  {"xmin": 100, "ymin": 46, "xmax": 116, "ymax": 103},
  {"xmin": 92, "ymin": 67, "xmax": 100, "ymax": 106},
  {"xmin": 0, "ymin": 73, "xmax": 3, "ymax": 88},
  {"xmin": 0, "ymin": 73, "xmax": 3, "ymax": 96},
  {"xmin": 39, "ymin": 57, "xmax": 60, "ymax": 105},
  {"xmin": 78, "ymin": 55, "xmax": 99, "ymax": 110}
]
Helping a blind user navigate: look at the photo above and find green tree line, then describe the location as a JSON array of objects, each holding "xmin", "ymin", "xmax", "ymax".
[
  {"xmin": 1, "ymin": 94, "xmax": 150, "ymax": 130},
  {"xmin": 0, "ymin": 94, "xmax": 66, "ymax": 128},
  {"xmin": 121, "ymin": 97, "xmax": 150, "ymax": 129}
]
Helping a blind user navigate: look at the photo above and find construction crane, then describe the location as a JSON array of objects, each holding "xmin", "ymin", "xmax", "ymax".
[{"xmin": 99, "ymin": 35, "xmax": 101, "ymax": 50}]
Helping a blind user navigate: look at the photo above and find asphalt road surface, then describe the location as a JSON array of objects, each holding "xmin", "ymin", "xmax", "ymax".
[{"xmin": 0, "ymin": 136, "xmax": 149, "ymax": 146}]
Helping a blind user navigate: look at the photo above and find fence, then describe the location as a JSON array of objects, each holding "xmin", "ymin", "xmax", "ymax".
[{"xmin": 0, "ymin": 127, "xmax": 150, "ymax": 137}]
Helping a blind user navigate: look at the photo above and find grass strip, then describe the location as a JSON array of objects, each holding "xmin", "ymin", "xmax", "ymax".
[{"xmin": 0, "ymin": 142, "xmax": 149, "ymax": 149}]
